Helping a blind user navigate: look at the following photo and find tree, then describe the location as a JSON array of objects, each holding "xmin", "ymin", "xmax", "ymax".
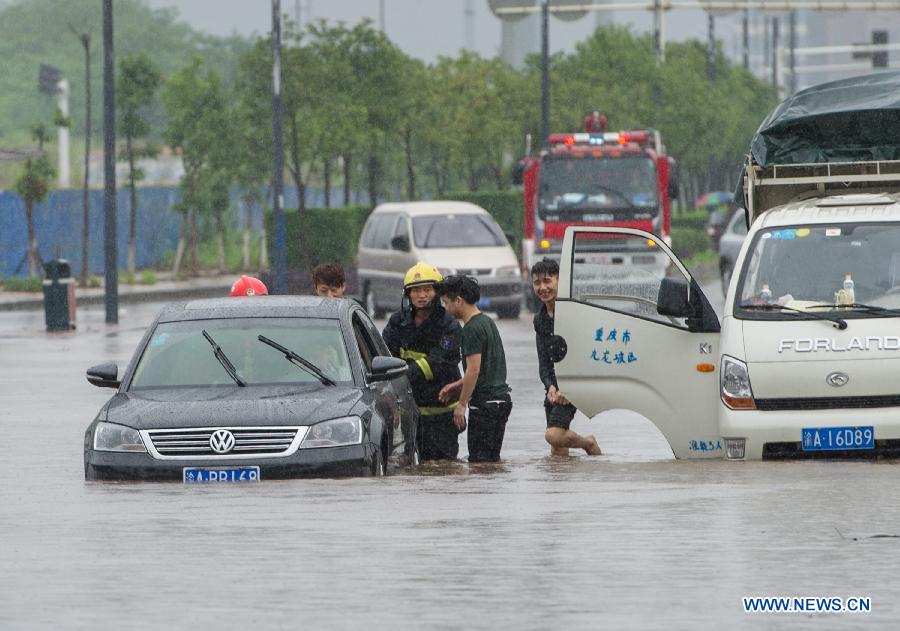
[
  {"xmin": 117, "ymin": 54, "xmax": 160, "ymax": 274},
  {"xmin": 14, "ymin": 125, "xmax": 55, "ymax": 277},
  {"xmin": 162, "ymin": 56, "xmax": 229, "ymax": 276}
]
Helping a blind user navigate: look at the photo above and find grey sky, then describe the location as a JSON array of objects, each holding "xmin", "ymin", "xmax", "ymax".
[{"xmin": 142, "ymin": 1, "xmax": 723, "ymax": 62}]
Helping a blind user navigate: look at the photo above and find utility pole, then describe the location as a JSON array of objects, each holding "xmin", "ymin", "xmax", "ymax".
[
  {"xmin": 772, "ymin": 17, "xmax": 780, "ymax": 94},
  {"xmin": 102, "ymin": 0, "xmax": 117, "ymax": 324},
  {"xmin": 742, "ymin": 9, "xmax": 749, "ymax": 70},
  {"xmin": 540, "ymin": 0, "xmax": 549, "ymax": 147},
  {"xmin": 789, "ymin": 10, "xmax": 797, "ymax": 94},
  {"xmin": 707, "ymin": 12, "xmax": 716, "ymax": 81},
  {"xmin": 271, "ymin": 0, "xmax": 287, "ymax": 294},
  {"xmin": 653, "ymin": 0, "xmax": 665, "ymax": 65},
  {"xmin": 70, "ymin": 26, "xmax": 92, "ymax": 282}
]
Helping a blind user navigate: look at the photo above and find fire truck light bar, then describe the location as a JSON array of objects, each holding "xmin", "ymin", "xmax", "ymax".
[{"xmin": 548, "ymin": 130, "xmax": 650, "ymax": 147}]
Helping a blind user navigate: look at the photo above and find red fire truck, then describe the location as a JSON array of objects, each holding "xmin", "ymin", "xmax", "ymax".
[{"xmin": 516, "ymin": 116, "xmax": 678, "ymax": 308}]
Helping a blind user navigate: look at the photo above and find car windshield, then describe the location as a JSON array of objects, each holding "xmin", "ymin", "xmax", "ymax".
[
  {"xmin": 736, "ymin": 223, "xmax": 900, "ymax": 316},
  {"xmin": 412, "ymin": 214, "xmax": 506, "ymax": 248},
  {"xmin": 130, "ymin": 318, "xmax": 353, "ymax": 389},
  {"xmin": 539, "ymin": 155, "xmax": 658, "ymax": 219}
]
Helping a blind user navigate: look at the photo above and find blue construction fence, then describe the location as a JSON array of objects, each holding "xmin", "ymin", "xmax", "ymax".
[{"xmin": 0, "ymin": 184, "xmax": 350, "ymax": 277}]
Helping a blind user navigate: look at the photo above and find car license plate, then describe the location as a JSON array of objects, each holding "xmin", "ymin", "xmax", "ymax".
[
  {"xmin": 183, "ymin": 466, "xmax": 260, "ymax": 483},
  {"xmin": 476, "ymin": 297, "xmax": 492, "ymax": 309},
  {"xmin": 801, "ymin": 426, "xmax": 874, "ymax": 451}
]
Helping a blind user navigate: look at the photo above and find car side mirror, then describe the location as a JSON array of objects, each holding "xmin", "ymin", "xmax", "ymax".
[
  {"xmin": 86, "ymin": 362, "xmax": 120, "ymax": 388},
  {"xmin": 390, "ymin": 234, "xmax": 410, "ymax": 252},
  {"xmin": 657, "ymin": 277, "xmax": 720, "ymax": 333},
  {"xmin": 368, "ymin": 356, "xmax": 408, "ymax": 382},
  {"xmin": 504, "ymin": 231, "xmax": 516, "ymax": 245}
]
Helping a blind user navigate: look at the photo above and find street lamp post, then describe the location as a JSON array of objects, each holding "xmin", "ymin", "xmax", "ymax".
[
  {"xmin": 540, "ymin": 0, "xmax": 549, "ymax": 148},
  {"xmin": 271, "ymin": 0, "xmax": 287, "ymax": 294},
  {"xmin": 102, "ymin": 0, "xmax": 117, "ymax": 323}
]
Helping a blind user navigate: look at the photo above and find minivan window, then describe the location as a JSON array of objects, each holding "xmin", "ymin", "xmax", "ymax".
[
  {"xmin": 413, "ymin": 214, "xmax": 505, "ymax": 248},
  {"xmin": 363, "ymin": 213, "xmax": 398, "ymax": 249}
]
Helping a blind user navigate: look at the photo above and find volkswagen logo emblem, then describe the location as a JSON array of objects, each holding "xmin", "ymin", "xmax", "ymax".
[
  {"xmin": 826, "ymin": 372, "xmax": 850, "ymax": 387},
  {"xmin": 209, "ymin": 429, "xmax": 236, "ymax": 454}
]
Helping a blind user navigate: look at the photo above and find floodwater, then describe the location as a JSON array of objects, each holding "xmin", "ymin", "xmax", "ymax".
[{"xmin": 1, "ymin": 297, "xmax": 898, "ymax": 629}]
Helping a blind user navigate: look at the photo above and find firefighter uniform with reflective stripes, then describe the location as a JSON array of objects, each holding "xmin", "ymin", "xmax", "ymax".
[{"xmin": 383, "ymin": 293, "xmax": 463, "ymax": 460}]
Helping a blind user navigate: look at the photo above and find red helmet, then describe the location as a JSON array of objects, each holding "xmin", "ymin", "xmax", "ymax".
[{"xmin": 230, "ymin": 275, "xmax": 268, "ymax": 297}]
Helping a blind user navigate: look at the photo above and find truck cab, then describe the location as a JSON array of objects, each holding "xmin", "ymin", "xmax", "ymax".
[{"xmin": 553, "ymin": 163, "xmax": 900, "ymax": 460}]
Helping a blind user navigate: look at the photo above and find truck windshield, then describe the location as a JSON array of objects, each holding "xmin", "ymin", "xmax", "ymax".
[
  {"xmin": 736, "ymin": 223, "xmax": 900, "ymax": 317},
  {"xmin": 538, "ymin": 155, "xmax": 658, "ymax": 220}
]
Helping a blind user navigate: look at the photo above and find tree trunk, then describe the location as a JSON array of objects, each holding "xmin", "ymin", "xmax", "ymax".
[
  {"xmin": 26, "ymin": 200, "xmax": 39, "ymax": 277},
  {"xmin": 342, "ymin": 154, "xmax": 351, "ymax": 207},
  {"xmin": 81, "ymin": 36, "xmax": 91, "ymax": 282},
  {"xmin": 172, "ymin": 213, "xmax": 186, "ymax": 277},
  {"xmin": 242, "ymin": 192, "xmax": 253, "ymax": 270},
  {"xmin": 404, "ymin": 127, "xmax": 416, "ymax": 201},
  {"xmin": 367, "ymin": 153, "xmax": 378, "ymax": 206},
  {"xmin": 215, "ymin": 209, "xmax": 226, "ymax": 273},
  {"xmin": 259, "ymin": 226, "xmax": 269, "ymax": 270},
  {"xmin": 127, "ymin": 136, "xmax": 137, "ymax": 274},
  {"xmin": 323, "ymin": 157, "xmax": 331, "ymax": 208},
  {"xmin": 467, "ymin": 160, "xmax": 478, "ymax": 192},
  {"xmin": 189, "ymin": 207, "xmax": 198, "ymax": 276}
]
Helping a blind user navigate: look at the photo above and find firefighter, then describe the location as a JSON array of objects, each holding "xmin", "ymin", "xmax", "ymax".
[{"xmin": 382, "ymin": 263, "xmax": 463, "ymax": 461}]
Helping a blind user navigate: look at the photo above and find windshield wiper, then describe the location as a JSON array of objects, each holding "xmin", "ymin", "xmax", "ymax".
[
  {"xmin": 738, "ymin": 303, "xmax": 847, "ymax": 330},
  {"xmin": 202, "ymin": 330, "xmax": 247, "ymax": 386},
  {"xmin": 257, "ymin": 335, "xmax": 336, "ymax": 386},
  {"xmin": 806, "ymin": 303, "xmax": 900, "ymax": 317}
]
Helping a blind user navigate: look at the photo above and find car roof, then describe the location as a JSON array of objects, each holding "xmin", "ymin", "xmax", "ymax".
[
  {"xmin": 757, "ymin": 192, "xmax": 900, "ymax": 230},
  {"xmin": 155, "ymin": 295, "xmax": 356, "ymax": 323},
  {"xmin": 370, "ymin": 200, "xmax": 487, "ymax": 216}
]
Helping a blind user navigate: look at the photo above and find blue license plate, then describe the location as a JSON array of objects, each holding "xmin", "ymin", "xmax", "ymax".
[
  {"xmin": 183, "ymin": 466, "xmax": 260, "ymax": 483},
  {"xmin": 801, "ymin": 426, "xmax": 874, "ymax": 451},
  {"xmin": 476, "ymin": 297, "xmax": 492, "ymax": 309}
]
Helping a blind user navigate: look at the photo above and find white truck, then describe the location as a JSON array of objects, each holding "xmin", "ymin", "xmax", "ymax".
[{"xmin": 552, "ymin": 72, "xmax": 900, "ymax": 460}]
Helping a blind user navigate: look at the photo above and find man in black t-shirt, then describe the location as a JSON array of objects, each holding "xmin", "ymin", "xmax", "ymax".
[
  {"xmin": 438, "ymin": 275, "xmax": 512, "ymax": 463},
  {"xmin": 532, "ymin": 258, "xmax": 602, "ymax": 457}
]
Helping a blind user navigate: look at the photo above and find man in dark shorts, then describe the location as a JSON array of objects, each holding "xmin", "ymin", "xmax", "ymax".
[
  {"xmin": 438, "ymin": 275, "xmax": 512, "ymax": 463},
  {"xmin": 532, "ymin": 258, "xmax": 602, "ymax": 457}
]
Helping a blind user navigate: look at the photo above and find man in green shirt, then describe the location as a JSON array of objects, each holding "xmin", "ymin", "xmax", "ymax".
[{"xmin": 438, "ymin": 275, "xmax": 512, "ymax": 463}]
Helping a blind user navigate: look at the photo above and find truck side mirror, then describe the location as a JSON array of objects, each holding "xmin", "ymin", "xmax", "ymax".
[
  {"xmin": 511, "ymin": 162, "xmax": 525, "ymax": 186},
  {"xmin": 657, "ymin": 278, "xmax": 720, "ymax": 333}
]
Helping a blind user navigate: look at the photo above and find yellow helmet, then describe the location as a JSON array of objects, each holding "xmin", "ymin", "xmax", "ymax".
[{"xmin": 404, "ymin": 262, "xmax": 443, "ymax": 290}]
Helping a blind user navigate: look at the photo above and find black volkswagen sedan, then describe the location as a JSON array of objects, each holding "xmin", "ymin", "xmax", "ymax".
[{"xmin": 83, "ymin": 296, "xmax": 419, "ymax": 481}]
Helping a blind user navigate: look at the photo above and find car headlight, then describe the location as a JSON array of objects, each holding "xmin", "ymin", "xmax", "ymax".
[
  {"xmin": 721, "ymin": 356, "xmax": 756, "ymax": 410},
  {"xmin": 93, "ymin": 422, "xmax": 147, "ymax": 452},
  {"xmin": 300, "ymin": 416, "xmax": 363, "ymax": 449},
  {"xmin": 496, "ymin": 265, "xmax": 521, "ymax": 278}
]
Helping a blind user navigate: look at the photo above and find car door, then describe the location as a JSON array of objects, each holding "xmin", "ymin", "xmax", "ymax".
[
  {"xmin": 350, "ymin": 312, "xmax": 405, "ymax": 466},
  {"xmin": 554, "ymin": 226, "xmax": 723, "ymax": 459}
]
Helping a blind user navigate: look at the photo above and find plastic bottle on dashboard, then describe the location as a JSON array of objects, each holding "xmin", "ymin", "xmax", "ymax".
[
  {"xmin": 760, "ymin": 283, "xmax": 772, "ymax": 303},
  {"xmin": 843, "ymin": 274, "xmax": 855, "ymax": 304}
]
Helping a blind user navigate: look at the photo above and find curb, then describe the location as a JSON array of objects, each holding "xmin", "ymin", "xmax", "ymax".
[{"xmin": 0, "ymin": 283, "xmax": 231, "ymax": 313}]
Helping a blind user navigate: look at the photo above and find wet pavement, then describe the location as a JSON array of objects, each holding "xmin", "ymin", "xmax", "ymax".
[{"xmin": 2, "ymin": 296, "xmax": 898, "ymax": 629}]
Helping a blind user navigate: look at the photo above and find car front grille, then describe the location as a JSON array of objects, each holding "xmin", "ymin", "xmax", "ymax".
[
  {"xmin": 455, "ymin": 268, "xmax": 492, "ymax": 276},
  {"xmin": 479, "ymin": 282, "xmax": 522, "ymax": 297},
  {"xmin": 142, "ymin": 426, "xmax": 306, "ymax": 460},
  {"xmin": 755, "ymin": 395, "xmax": 900, "ymax": 411}
]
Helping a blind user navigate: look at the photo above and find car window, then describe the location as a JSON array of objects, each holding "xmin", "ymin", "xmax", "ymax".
[
  {"xmin": 412, "ymin": 214, "xmax": 505, "ymax": 248},
  {"xmin": 392, "ymin": 215, "xmax": 409, "ymax": 240},
  {"xmin": 352, "ymin": 314, "xmax": 379, "ymax": 372},
  {"xmin": 730, "ymin": 212, "xmax": 748, "ymax": 235},
  {"xmin": 130, "ymin": 318, "xmax": 353, "ymax": 389},
  {"xmin": 366, "ymin": 213, "xmax": 398, "ymax": 250}
]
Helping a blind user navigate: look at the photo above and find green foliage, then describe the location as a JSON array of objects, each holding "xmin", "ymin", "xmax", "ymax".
[
  {"xmin": 14, "ymin": 154, "xmax": 54, "ymax": 204},
  {"xmin": 118, "ymin": 54, "xmax": 161, "ymax": 175},
  {"xmin": 120, "ymin": 270, "xmax": 136, "ymax": 285},
  {"xmin": 0, "ymin": 0, "xmax": 247, "ymax": 143},
  {"xmin": 443, "ymin": 191, "xmax": 522, "ymax": 251},
  {"xmin": 0, "ymin": 276, "xmax": 43, "ymax": 292},
  {"xmin": 266, "ymin": 206, "xmax": 373, "ymax": 270},
  {"xmin": 671, "ymin": 227, "xmax": 711, "ymax": 261},
  {"xmin": 140, "ymin": 270, "xmax": 157, "ymax": 285},
  {"xmin": 672, "ymin": 211, "xmax": 709, "ymax": 232}
]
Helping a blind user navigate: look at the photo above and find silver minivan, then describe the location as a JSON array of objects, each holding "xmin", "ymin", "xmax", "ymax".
[{"xmin": 357, "ymin": 201, "xmax": 523, "ymax": 319}]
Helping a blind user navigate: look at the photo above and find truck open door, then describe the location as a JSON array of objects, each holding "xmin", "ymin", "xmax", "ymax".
[{"xmin": 554, "ymin": 227, "xmax": 723, "ymax": 459}]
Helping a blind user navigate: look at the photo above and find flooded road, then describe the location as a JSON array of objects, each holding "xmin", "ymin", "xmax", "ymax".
[{"xmin": 2, "ymin": 298, "xmax": 898, "ymax": 629}]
